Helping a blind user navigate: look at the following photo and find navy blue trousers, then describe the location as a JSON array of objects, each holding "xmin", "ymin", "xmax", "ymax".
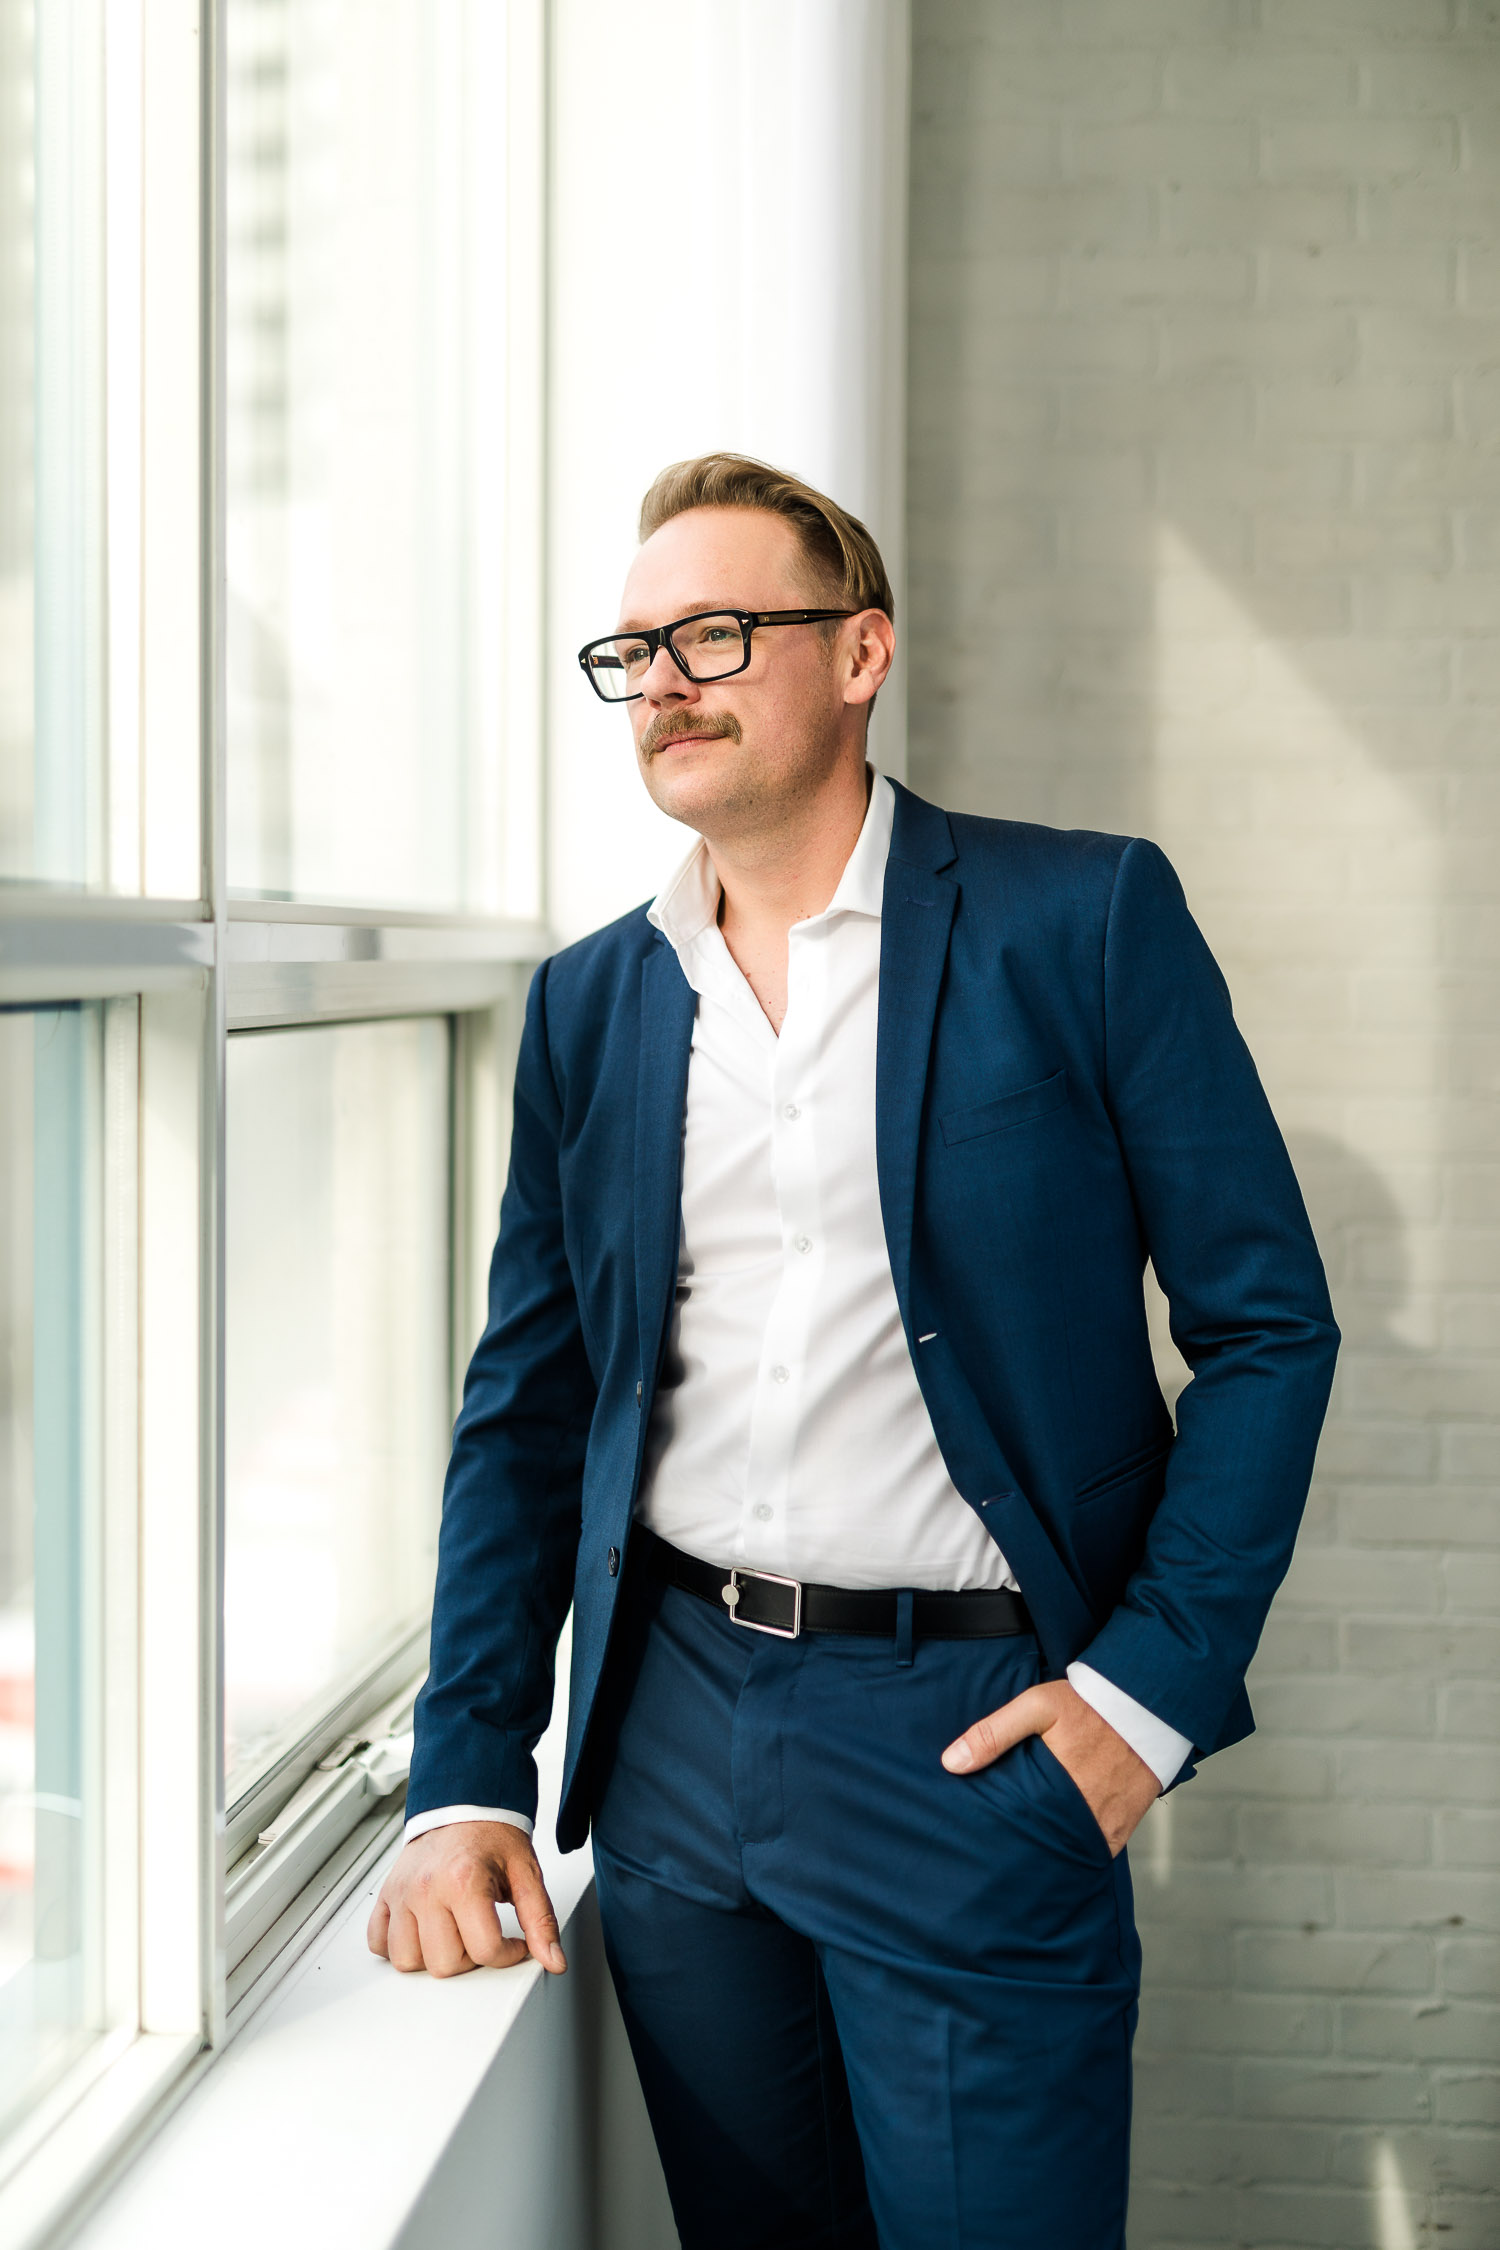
[{"xmin": 590, "ymin": 1570, "xmax": 1141, "ymax": 2250}]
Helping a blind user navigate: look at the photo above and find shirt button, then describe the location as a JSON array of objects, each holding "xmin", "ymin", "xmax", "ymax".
[
  {"xmin": 770, "ymin": 1365, "xmax": 790, "ymax": 1384},
  {"xmin": 606, "ymin": 1546, "xmax": 619, "ymax": 1577},
  {"xmin": 794, "ymin": 1234, "xmax": 812, "ymax": 1255},
  {"xmin": 753, "ymin": 1504, "xmax": 774, "ymax": 1522},
  {"xmin": 782, "ymin": 1103, "xmax": 801, "ymax": 1120}
]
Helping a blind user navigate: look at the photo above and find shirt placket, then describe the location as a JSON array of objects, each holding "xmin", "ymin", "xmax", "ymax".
[{"xmin": 738, "ymin": 919, "xmax": 828, "ymax": 1570}]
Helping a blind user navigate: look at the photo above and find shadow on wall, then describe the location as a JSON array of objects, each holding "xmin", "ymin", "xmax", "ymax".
[{"xmin": 1290, "ymin": 1130, "xmax": 1417, "ymax": 1372}]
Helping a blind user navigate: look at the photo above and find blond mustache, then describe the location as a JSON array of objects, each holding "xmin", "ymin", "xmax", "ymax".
[{"xmin": 641, "ymin": 711, "xmax": 744, "ymax": 760}]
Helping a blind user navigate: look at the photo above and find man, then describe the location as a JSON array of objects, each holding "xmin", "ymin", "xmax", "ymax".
[{"xmin": 369, "ymin": 456, "xmax": 1339, "ymax": 2248}]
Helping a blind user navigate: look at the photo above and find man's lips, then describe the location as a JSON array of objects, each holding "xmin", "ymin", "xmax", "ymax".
[{"xmin": 643, "ymin": 722, "xmax": 739, "ymax": 758}]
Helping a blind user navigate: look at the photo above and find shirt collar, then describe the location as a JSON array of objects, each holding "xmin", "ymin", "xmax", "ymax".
[{"xmin": 648, "ymin": 769, "xmax": 894, "ymax": 951}]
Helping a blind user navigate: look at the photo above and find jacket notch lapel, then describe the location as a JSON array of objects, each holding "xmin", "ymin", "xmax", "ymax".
[
  {"xmin": 635, "ymin": 938, "xmax": 695, "ymax": 1383},
  {"xmin": 877, "ymin": 861, "xmax": 957, "ymax": 1324}
]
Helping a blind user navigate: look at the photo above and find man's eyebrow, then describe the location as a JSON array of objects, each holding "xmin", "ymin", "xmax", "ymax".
[{"xmin": 612, "ymin": 599, "xmax": 742, "ymax": 632}]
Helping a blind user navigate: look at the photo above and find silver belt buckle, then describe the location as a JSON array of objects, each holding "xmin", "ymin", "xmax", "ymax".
[{"xmin": 721, "ymin": 1565, "xmax": 803, "ymax": 1639}]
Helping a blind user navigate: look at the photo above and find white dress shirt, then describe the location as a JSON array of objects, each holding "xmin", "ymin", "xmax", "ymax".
[
  {"xmin": 636, "ymin": 769, "xmax": 1021, "ymax": 1593},
  {"xmin": 406, "ymin": 774, "xmax": 1188, "ymax": 1847}
]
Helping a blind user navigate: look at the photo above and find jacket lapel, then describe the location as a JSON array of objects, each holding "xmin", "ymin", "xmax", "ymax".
[
  {"xmin": 635, "ymin": 936, "xmax": 696, "ymax": 1384},
  {"xmin": 876, "ymin": 785, "xmax": 959, "ymax": 1323}
]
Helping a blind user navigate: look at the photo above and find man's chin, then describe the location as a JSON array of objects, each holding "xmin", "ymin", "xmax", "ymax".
[{"xmin": 643, "ymin": 750, "xmax": 750, "ymax": 828}]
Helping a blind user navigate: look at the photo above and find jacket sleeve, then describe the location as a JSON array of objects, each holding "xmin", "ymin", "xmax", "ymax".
[
  {"xmin": 406, "ymin": 958, "xmax": 597, "ymax": 1825},
  {"xmin": 1072, "ymin": 837, "xmax": 1340, "ymax": 1757}
]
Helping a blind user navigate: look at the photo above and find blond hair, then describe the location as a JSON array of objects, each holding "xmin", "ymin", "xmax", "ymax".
[{"xmin": 637, "ymin": 452, "xmax": 895, "ymax": 621}]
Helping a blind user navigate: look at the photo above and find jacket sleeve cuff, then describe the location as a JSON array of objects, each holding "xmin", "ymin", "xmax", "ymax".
[
  {"xmin": 1066, "ymin": 1661, "xmax": 1193, "ymax": 1790},
  {"xmin": 404, "ymin": 1804, "xmax": 536, "ymax": 1844}
]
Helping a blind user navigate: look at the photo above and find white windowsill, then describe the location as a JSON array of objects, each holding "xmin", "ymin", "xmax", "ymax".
[{"xmin": 75, "ymin": 1704, "xmax": 593, "ymax": 2250}]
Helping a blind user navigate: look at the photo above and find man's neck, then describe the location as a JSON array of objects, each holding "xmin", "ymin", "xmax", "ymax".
[
  {"xmin": 708, "ymin": 759, "xmax": 872, "ymax": 926},
  {"xmin": 707, "ymin": 760, "xmax": 874, "ymax": 1034}
]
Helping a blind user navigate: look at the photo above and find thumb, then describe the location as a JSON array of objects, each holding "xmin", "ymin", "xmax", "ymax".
[
  {"xmin": 942, "ymin": 1684, "xmax": 1051, "ymax": 1774},
  {"xmin": 506, "ymin": 1854, "xmax": 567, "ymax": 1974}
]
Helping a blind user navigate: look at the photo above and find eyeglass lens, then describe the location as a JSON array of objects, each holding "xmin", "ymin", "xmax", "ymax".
[{"xmin": 586, "ymin": 612, "xmax": 748, "ymax": 701}]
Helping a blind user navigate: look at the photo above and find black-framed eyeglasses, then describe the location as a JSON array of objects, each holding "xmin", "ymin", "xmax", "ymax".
[{"xmin": 576, "ymin": 607, "xmax": 856, "ymax": 704}]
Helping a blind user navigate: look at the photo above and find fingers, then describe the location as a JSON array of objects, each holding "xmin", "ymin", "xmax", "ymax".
[
  {"xmin": 942, "ymin": 1682, "xmax": 1055, "ymax": 1774},
  {"xmin": 441, "ymin": 1836, "xmax": 564, "ymax": 1974},
  {"xmin": 369, "ymin": 1827, "xmax": 565, "ymax": 1977},
  {"xmin": 411, "ymin": 1897, "xmax": 476, "ymax": 1979},
  {"xmin": 376, "ymin": 1850, "xmax": 488, "ymax": 1978},
  {"xmin": 506, "ymin": 1853, "xmax": 567, "ymax": 1975},
  {"xmin": 451, "ymin": 1882, "xmax": 529, "ymax": 1972},
  {"xmin": 383, "ymin": 1900, "xmax": 455, "ymax": 1976},
  {"xmin": 458, "ymin": 1905, "xmax": 533, "ymax": 1973}
]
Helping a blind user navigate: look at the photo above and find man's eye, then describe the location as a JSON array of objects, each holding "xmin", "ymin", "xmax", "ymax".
[
  {"xmin": 700, "ymin": 626, "xmax": 735, "ymax": 645},
  {"xmin": 620, "ymin": 642, "xmax": 651, "ymax": 668}
]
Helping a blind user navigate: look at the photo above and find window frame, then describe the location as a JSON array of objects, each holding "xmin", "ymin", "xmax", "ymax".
[{"xmin": 0, "ymin": 1, "xmax": 550, "ymax": 2238}]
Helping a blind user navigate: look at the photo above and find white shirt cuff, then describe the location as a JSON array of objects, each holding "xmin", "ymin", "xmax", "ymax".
[
  {"xmin": 1066, "ymin": 1662, "xmax": 1193, "ymax": 1791},
  {"xmin": 404, "ymin": 1804, "xmax": 535, "ymax": 1844}
]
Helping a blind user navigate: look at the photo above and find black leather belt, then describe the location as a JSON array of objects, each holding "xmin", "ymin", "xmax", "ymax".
[{"xmin": 640, "ymin": 1529, "xmax": 1033, "ymax": 1644}]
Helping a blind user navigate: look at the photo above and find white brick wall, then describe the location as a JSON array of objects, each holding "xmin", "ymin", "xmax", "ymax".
[{"xmin": 908, "ymin": 4, "xmax": 1499, "ymax": 2242}]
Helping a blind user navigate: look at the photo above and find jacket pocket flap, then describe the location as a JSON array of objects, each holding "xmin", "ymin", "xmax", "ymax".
[
  {"xmin": 1074, "ymin": 1434, "xmax": 1173, "ymax": 1503},
  {"xmin": 940, "ymin": 1069, "xmax": 1068, "ymax": 1146}
]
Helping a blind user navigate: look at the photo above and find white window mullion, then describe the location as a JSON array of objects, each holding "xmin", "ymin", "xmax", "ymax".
[
  {"xmin": 100, "ymin": 998, "xmax": 141, "ymax": 2037},
  {"xmin": 104, "ymin": 0, "xmax": 144, "ymax": 898},
  {"xmin": 137, "ymin": 988, "xmax": 214, "ymax": 2045},
  {"xmin": 496, "ymin": 0, "xmax": 547, "ymax": 925}
]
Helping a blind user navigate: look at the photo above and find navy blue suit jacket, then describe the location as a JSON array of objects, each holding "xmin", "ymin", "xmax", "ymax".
[{"xmin": 409, "ymin": 783, "xmax": 1339, "ymax": 1850}]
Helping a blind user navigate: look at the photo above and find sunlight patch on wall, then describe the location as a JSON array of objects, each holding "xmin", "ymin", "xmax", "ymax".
[
  {"xmin": 1372, "ymin": 2138, "xmax": 1417, "ymax": 2250},
  {"xmin": 1149, "ymin": 523, "xmax": 1442, "ymax": 1359}
]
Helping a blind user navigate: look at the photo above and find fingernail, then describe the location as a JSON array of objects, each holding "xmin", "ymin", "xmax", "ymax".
[
  {"xmin": 548, "ymin": 1945, "xmax": 567, "ymax": 1972},
  {"xmin": 942, "ymin": 1741, "xmax": 973, "ymax": 1772}
]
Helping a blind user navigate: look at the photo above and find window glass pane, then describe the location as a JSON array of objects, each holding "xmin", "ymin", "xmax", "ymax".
[
  {"xmin": 0, "ymin": 1006, "xmax": 105, "ymax": 2132},
  {"xmin": 224, "ymin": 1017, "xmax": 449, "ymax": 1797},
  {"xmin": 225, "ymin": 1, "xmax": 508, "ymax": 914},
  {"xmin": 0, "ymin": 2, "xmax": 108, "ymax": 894}
]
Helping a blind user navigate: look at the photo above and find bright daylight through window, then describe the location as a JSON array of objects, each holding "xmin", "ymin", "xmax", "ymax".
[
  {"xmin": 0, "ymin": 1008, "xmax": 105, "ymax": 2135},
  {"xmin": 226, "ymin": 0, "xmax": 521, "ymax": 914},
  {"xmin": 224, "ymin": 1017, "xmax": 449, "ymax": 1797},
  {"xmin": 0, "ymin": 7, "xmax": 106, "ymax": 895},
  {"xmin": 0, "ymin": 0, "xmax": 544, "ymax": 2234}
]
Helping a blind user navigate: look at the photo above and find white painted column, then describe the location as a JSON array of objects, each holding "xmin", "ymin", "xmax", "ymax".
[{"xmin": 548, "ymin": 0, "xmax": 911, "ymax": 942}]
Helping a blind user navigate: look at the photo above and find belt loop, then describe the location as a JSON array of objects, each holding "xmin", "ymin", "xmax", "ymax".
[{"xmin": 895, "ymin": 1588, "xmax": 915, "ymax": 1667}]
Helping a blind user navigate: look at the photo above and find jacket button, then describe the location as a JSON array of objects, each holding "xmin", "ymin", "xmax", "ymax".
[
  {"xmin": 636, "ymin": 1381, "xmax": 642, "ymax": 1405},
  {"xmin": 607, "ymin": 1546, "xmax": 619, "ymax": 1577}
]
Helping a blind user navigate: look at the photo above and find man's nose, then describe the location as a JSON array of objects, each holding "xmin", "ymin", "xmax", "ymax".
[{"xmin": 640, "ymin": 640, "xmax": 698, "ymax": 703}]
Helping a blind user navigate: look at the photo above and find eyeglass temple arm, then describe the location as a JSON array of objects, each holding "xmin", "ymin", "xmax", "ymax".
[{"xmin": 749, "ymin": 609, "xmax": 857, "ymax": 625}]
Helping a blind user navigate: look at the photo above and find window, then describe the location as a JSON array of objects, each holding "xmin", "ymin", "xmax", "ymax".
[
  {"xmin": 225, "ymin": 0, "xmax": 540, "ymax": 917},
  {"xmin": 0, "ymin": 5, "xmax": 108, "ymax": 894},
  {"xmin": 224, "ymin": 1017, "xmax": 449, "ymax": 1797},
  {"xmin": 0, "ymin": 0, "xmax": 546, "ymax": 2234},
  {"xmin": 0, "ymin": 1007, "xmax": 107, "ymax": 2132}
]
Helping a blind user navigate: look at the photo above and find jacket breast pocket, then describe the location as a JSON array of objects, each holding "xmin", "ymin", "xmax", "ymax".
[{"xmin": 939, "ymin": 1068, "xmax": 1068, "ymax": 1147}]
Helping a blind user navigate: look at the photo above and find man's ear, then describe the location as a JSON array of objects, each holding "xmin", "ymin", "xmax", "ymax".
[{"xmin": 843, "ymin": 610, "xmax": 895, "ymax": 706}]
